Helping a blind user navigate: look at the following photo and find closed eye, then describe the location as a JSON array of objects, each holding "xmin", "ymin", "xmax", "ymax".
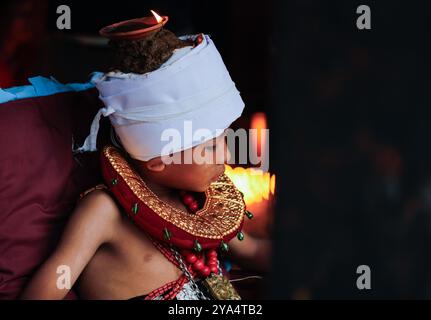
[{"xmin": 205, "ymin": 145, "xmax": 217, "ymax": 152}]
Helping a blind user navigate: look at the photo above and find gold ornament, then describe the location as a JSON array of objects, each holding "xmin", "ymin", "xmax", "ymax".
[{"xmin": 204, "ymin": 274, "xmax": 241, "ymax": 300}]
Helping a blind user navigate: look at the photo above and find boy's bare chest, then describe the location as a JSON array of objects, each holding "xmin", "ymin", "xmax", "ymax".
[{"xmin": 77, "ymin": 216, "xmax": 182, "ymax": 299}]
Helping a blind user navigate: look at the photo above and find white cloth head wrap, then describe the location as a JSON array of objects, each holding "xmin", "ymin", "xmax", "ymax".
[{"xmin": 74, "ymin": 34, "xmax": 245, "ymax": 161}]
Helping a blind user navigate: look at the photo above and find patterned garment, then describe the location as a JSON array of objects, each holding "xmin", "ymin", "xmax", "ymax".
[{"xmin": 128, "ymin": 279, "xmax": 214, "ymax": 300}]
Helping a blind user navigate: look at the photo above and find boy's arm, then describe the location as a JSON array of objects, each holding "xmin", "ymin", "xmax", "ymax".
[
  {"xmin": 228, "ymin": 232, "xmax": 272, "ymax": 273},
  {"xmin": 20, "ymin": 190, "xmax": 121, "ymax": 300}
]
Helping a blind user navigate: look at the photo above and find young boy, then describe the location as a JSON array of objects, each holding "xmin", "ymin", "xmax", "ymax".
[{"xmin": 20, "ymin": 16, "xmax": 270, "ymax": 300}]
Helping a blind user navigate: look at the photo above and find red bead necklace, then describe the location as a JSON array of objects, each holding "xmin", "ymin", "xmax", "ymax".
[
  {"xmin": 179, "ymin": 191, "xmax": 220, "ymax": 278},
  {"xmin": 180, "ymin": 248, "xmax": 219, "ymax": 278},
  {"xmin": 180, "ymin": 190, "xmax": 201, "ymax": 213}
]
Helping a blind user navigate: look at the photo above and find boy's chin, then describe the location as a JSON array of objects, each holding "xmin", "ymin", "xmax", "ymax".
[{"xmin": 186, "ymin": 184, "xmax": 211, "ymax": 193}]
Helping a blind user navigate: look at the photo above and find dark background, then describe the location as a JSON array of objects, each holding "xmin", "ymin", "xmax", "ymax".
[
  {"xmin": 270, "ymin": 1, "xmax": 431, "ymax": 299},
  {"xmin": 1, "ymin": 0, "xmax": 431, "ymax": 299}
]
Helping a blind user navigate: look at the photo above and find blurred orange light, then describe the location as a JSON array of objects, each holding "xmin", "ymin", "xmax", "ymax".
[
  {"xmin": 225, "ymin": 165, "xmax": 276, "ymax": 206},
  {"xmin": 250, "ymin": 112, "xmax": 267, "ymax": 157}
]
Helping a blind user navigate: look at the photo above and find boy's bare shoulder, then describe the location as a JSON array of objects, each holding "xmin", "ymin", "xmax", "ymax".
[
  {"xmin": 73, "ymin": 185, "xmax": 123, "ymax": 233},
  {"xmin": 70, "ymin": 189, "xmax": 122, "ymax": 239}
]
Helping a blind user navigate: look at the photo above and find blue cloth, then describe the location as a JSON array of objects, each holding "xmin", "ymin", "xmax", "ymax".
[
  {"xmin": 0, "ymin": 73, "xmax": 103, "ymax": 104},
  {"xmin": 221, "ymin": 258, "xmax": 233, "ymax": 272}
]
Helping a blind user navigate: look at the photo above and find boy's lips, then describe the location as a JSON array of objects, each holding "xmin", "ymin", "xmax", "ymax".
[{"xmin": 211, "ymin": 168, "xmax": 225, "ymax": 182}]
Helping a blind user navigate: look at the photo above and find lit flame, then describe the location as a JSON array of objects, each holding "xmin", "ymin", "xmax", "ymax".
[
  {"xmin": 150, "ymin": 10, "xmax": 163, "ymax": 23},
  {"xmin": 225, "ymin": 165, "xmax": 276, "ymax": 206}
]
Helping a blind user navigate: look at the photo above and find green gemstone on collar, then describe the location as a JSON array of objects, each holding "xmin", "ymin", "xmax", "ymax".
[
  {"xmin": 245, "ymin": 210, "xmax": 254, "ymax": 219},
  {"xmin": 132, "ymin": 203, "xmax": 138, "ymax": 214},
  {"xmin": 193, "ymin": 240, "xmax": 202, "ymax": 252},
  {"xmin": 163, "ymin": 228, "xmax": 171, "ymax": 241},
  {"xmin": 220, "ymin": 241, "xmax": 229, "ymax": 252},
  {"xmin": 111, "ymin": 178, "xmax": 118, "ymax": 186},
  {"xmin": 237, "ymin": 231, "xmax": 244, "ymax": 241}
]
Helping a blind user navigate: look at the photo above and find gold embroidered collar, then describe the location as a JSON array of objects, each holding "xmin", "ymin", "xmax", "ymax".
[{"xmin": 102, "ymin": 145, "xmax": 245, "ymax": 240}]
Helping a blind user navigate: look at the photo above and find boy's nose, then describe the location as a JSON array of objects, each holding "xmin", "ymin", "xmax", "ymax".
[
  {"xmin": 218, "ymin": 143, "xmax": 231, "ymax": 164},
  {"xmin": 225, "ymin": 145, "xmax": 232, "ymax": 163},
  {"xmin": 214, "ymin": 142, "xmax": 231, "ymax": 164}
]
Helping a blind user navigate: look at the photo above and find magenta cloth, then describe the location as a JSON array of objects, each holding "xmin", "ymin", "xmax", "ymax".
[{"xmin": 0, "ymin": 89, "xmax": 110, "ymax": 299}]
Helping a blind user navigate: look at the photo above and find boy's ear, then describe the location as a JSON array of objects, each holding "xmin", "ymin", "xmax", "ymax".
[{"xmin": 146, "ymin": 157, "xmax": 166, "ymax": 172}]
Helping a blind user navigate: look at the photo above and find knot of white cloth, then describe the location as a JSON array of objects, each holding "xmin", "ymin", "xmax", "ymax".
[{"xmin": 72, "ymin": 105, "xmax": 116, "ymax": 153}]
